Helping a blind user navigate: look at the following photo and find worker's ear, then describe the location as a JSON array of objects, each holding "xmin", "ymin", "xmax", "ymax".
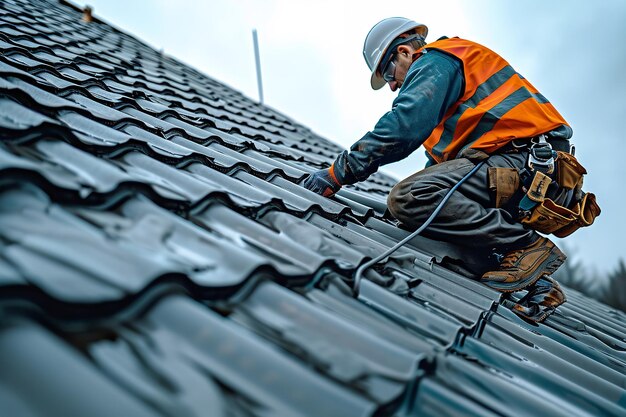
[{"xmin": 397, "ymin": 44, "xmax": 412, "ymax": 56}]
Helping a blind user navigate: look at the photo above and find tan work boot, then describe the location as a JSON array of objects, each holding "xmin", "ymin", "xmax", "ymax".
[{"xmin": 481, "ymin": 237, "xmax": 566, "ymax": 292}]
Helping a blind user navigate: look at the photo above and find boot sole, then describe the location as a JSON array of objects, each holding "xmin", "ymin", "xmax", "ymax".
[
  {"xmin": 512, "ymin": 306, "xmax": 556, "ymax": 323},
  {"xmin": 484, "ymin": 246, "xmax": 566, "ymax": 293}
]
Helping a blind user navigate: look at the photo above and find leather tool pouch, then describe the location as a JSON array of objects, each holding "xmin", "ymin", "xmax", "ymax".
[
  {"xmin": 488, "ymin": 167, "xmax": 520, "ymax": 208},
  {"xmin": 552, "ymin": 192, "xmax": 601, "ymax": 237},
  {"xmin": 555, "ymin": 151, "xmax": 586, "ymax": 189},
  {"xmin": 519, "ymin": 154, "xmax": 600, "ymax": 237},
  {"xmin": 522, "ymin": 197, "xmax": 579, "ymax": 235}
]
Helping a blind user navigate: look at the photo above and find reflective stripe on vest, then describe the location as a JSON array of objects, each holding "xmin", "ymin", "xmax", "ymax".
[{"xmin": 419, "ymin": 38, "xmax": 571, "ymax": 163}]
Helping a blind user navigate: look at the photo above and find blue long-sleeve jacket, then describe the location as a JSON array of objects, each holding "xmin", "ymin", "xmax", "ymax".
[{"xmin": 333, "ymin": 49, "xmax": 464, "ymax": 185}]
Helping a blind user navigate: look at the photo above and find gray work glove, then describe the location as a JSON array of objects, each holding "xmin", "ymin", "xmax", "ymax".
[{"xmin": 301, "ymin": 166, "xmax": 342, "ymax": 197}]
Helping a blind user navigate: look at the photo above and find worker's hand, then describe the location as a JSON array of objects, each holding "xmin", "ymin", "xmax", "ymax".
[{"xmin": 302, "ymin": 167, "xmax": 342, "ymax": 197}]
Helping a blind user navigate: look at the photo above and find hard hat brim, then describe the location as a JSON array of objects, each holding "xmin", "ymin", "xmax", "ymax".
[{"xmin": 370, "ymin": 72, "xmax": 387, "ymax": 90}]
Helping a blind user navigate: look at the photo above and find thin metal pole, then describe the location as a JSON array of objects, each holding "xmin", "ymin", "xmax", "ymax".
[{"xmin": 252, "ymin": 29, "xmax": 264, "ymax": 104}]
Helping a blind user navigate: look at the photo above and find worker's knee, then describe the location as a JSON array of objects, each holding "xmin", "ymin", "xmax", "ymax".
[
  {"xmin": 388, "ymin": 175, "xmax": 443, "ymax": 226},
  {"xmin": 387, "ymin": 179, "xmax": 419, "ymax": 223},
  {"xmin": 387, "ymin": 182, "xmax": 404, "ymax": 220}
]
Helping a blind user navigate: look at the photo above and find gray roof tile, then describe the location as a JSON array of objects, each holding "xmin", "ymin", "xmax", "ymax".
[{"xmin": 1, "ymin": 1, "xmax": 624, "ymax": 416}]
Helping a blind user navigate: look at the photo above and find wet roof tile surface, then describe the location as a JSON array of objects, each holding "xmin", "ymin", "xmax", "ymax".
[{"xmin": 1, "ymin": 1, "xmax": 625, "ymax": 416}]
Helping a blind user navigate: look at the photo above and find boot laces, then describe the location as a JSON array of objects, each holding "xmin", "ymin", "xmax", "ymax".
[{"xmin": 500, "ymin": 248, "xmax": 526, "ymax": 269}]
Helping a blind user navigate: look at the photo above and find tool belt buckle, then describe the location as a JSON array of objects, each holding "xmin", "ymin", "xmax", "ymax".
[{"xmin": 528, "ymin": 134, "xmax": 556, "ymax": 175}]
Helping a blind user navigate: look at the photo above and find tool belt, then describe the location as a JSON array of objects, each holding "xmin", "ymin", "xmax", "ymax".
[{"xmin": 488, "ymin": 135, "xmax": 601, "ymax": 237}]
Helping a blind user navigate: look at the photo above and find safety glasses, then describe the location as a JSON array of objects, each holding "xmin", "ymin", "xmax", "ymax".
[
  {"xmin": 381, "ymin": 57, "xmax": 397, "ymax": 83},
  {"xmin": 378, "ymin": 33, "xmax": 424, "ymax": 83}
]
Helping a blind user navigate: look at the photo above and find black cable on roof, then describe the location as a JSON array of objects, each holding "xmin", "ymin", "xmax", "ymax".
[{"xmin": 352, "ymin": 161, "xmax": 486, "ymax": 297}]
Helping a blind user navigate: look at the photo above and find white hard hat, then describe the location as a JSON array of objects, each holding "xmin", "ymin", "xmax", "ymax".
[{"xmin": 363, "ymin": 17, "xmax": 428, "ymax": 90}]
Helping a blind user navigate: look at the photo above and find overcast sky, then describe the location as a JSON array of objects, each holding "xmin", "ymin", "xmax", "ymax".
[{"xmin": 75, "ymin": 0, "xmax": 626, "ymax": 274}]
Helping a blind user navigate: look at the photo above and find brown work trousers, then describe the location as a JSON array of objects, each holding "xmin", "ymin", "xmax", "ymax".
[{"xmin": 387, "ymin": 151, "xmax": 548, "ymax": 275}]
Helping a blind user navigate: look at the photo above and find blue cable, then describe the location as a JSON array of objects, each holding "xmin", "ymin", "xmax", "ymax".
[{"xmin": 352, "ymin": 161, "xmax": 486, "ymax": 297}]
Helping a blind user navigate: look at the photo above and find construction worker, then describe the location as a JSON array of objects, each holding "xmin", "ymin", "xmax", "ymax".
[{"xmin": 303, "ymin": 17, "xmax": 599, "ymax": 305}]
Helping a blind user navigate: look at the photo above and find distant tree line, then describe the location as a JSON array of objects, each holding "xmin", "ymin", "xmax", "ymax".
[{"xmin": 553, "ymin": 247, "xmax": 626, "ymax": 313}]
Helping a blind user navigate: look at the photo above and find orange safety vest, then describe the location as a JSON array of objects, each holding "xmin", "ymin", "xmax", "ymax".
[{"xmin": 418, "ymin": 37, "xmax": 571, "ymax": 163}]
